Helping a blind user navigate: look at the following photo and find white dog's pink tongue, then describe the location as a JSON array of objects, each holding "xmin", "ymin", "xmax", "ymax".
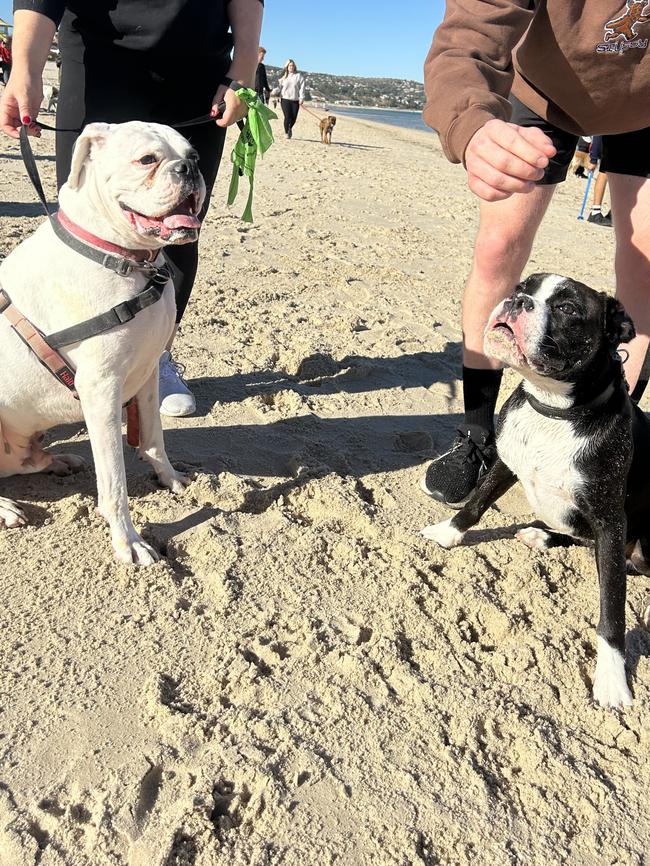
[{"xmin": 163, "ymin": 213, "xmax": 201, "ymax": 230}]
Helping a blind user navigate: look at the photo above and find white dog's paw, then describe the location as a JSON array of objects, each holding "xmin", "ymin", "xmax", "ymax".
[
  {"xmin": 49, "ymin": 453, "xmax": 86, "ymax": 476},
  {"xmin": 0, "ymin": 497, "xmax": 27, "ymax": 528},
  {"xmin": 592, "ymin": 637, "xmax": 633, "ymax": 709},
  {"xmin": 421, "ymin": 518, "xmax": 464, "ymax": 548},
  {"xmin": 114, "ymin": 536, "xmax": 160, "ymax": 566},
  {"xmin": 515, "ymin": 525, "xmax": 550, "ymax": 550},
  {"xmin": 158, "ymin": 470, "xmax": 190, "ymax": 495}
]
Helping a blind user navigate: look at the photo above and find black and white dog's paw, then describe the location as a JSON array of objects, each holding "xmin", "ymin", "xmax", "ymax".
[
  {"xmin": 421, "ymin": 518, "xmax": 464, "ymax": 549},
  {"xmin": 515, "ymin": 525, "xmax": 551, "ymax": 550},
  {"xmin": 592, "ymin": 637, "xmax": 633, "ymax": 709}
]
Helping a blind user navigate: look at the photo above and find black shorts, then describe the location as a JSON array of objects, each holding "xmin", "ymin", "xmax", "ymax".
[{"xmin": 509, "ymin": 95, "xmax": 650, "ymax": 183}]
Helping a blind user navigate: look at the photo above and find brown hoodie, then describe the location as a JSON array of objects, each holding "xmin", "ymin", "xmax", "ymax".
[{"xmin": 423, "ymin": 0, "xmax": 650, "ymax": 164}]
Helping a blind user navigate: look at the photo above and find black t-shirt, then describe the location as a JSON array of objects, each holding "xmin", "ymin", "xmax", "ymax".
[
  {"xmin": 255, "ymin": 61, "xmax": 269, "ymax": 94},
  {"xmin": 14, "ymin": 0, "xmax": 262, "ymax": 66}
]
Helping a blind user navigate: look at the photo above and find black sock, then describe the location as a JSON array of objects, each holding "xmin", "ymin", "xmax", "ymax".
[{"xmin": 462, "ymin": 366, "xmax": 503, "ymax": 439}]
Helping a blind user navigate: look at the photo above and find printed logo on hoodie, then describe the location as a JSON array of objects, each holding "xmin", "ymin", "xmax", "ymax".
[{"xmin": 597, "ymin": 0, "xmax": 650, "ymax": 52}]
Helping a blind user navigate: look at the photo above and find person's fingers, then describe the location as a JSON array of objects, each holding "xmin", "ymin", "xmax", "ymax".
[
  {"xmin": 466, "ymin": 153, "xmax": 537, "ymax": 195},
  {"xmin": 0, "ymin": 91, "xmax": 22, "ymax": 137},
  {"xmin": 467, "ymin": 172, "xmax": 512, "ymax": 203},
  {"xmin": 1, "ymin": 80, "xmax": 42, "ymax": 138},
  {"xmin": 210, "ymin": 84, "xmax": 228, "ymax": 116},
  {"xmin": 471, "ymin": 135, "xmax": 546, "ymax": 182},
  {"xmin": 515, "ymin": 124, "xmax": 557, "ymax": 158},
  {"xmin": 214, "ymin": 89, "xmax": 248, "ymax": 128},
  {"xmin": 473, "ymin": 120, "xmax": 552, "ymax": 171}
]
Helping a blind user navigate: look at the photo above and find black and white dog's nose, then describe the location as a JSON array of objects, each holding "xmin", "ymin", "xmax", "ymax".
[
  {"xmin": 509, "ymin": 293, "xmax": 534, "ymax": 316},
  {"xmin": 514, "ymin": 294, "xmax": 534, "ymax": 312}
]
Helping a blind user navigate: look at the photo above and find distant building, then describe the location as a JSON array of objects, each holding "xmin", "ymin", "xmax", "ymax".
[{"xmin": 0, "ymin": 17, "xmax": 12, "ymax": 40}]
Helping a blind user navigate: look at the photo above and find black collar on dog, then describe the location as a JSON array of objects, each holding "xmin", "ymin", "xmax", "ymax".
[{"xmin": 524, "ymin": 380, "xmax": 618, "ymax": 420}]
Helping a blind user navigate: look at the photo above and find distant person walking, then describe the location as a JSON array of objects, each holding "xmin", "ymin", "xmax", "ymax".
[
  {"xmin": 279, "ymin": 59, "xmax": 305, "ymax": 139},
  {"xmin": 255, "ymin": 46, "xmax": 270, "ymax": 104},
  {"xmin": 0, "ymin": 37, "xmax": 12, "ymax": 85}
]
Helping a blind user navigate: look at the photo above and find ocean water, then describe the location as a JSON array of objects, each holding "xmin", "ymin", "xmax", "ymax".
[{"xmin": 326, "ymin": 106, "xmax": 430, "ymax": 133}]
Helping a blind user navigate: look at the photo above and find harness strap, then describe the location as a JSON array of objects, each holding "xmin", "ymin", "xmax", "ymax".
[
  {"xmin": 0, "ymin": 288, "xmax": 79, "ymax": 398},
  {"xmin": 47, "ymin": 266, "xmax": 170, "ymax": 348}
]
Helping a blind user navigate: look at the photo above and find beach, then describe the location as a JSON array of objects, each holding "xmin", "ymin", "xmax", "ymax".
[{"xmin": 0, "ymin": 108, "xmax": 648, "ymax": 866}]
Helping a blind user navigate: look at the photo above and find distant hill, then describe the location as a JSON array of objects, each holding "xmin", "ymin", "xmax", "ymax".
[{"xmin": 266, "ymin": 66, "xmax": 424, "ymax": 111}]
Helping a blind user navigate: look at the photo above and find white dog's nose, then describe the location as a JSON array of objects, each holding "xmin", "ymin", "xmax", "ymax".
[{"xmin": 172, "ymin": 159, "xmax": 192, "ymax": 176}]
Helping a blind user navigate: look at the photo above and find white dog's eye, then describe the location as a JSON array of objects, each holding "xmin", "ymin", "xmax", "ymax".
[{"xmin": 138, "ymin": 154, "xmax": 158, "ymax": 166}]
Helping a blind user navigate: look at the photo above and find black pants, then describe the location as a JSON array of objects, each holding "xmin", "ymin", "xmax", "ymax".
[
  {"xmin": 281, "ymin": 98, "xmax": 300, "ymax": 135},
  {"xmin": 55, "ymin": 53, "xmax": 227, "ymax": 322},
  {"xmin": 510, "ymin": 94, "xmax": 650, "ymax": 183}
]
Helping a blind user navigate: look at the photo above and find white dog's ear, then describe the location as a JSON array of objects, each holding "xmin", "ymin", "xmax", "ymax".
[{"xmin": 67, "ymin": 122, "xmax": 114, "ymax": 189}]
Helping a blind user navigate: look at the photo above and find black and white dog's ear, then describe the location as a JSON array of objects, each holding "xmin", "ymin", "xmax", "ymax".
[
  {"xmin": 67, "ymin": 122, "xmax": 113, "ymax": 190},
  {"xmin": 604, "ymin": 295, "xmax": 636, "ymax": 345}
]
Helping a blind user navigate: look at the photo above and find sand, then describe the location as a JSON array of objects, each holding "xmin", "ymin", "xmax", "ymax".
[{"xmin": 0, "ymin": 103, "xmax": 648, "ymax": 866}]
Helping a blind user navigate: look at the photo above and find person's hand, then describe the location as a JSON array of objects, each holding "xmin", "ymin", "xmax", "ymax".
[
  {"xmin": 464, "ymin": 119, "xmax": 556, "ymax": 202},
  {"xmin": 587, "ymin": 162, "xmax": 597, "ymax": 173},
  {"xmin": 0, "ymin": 71, "xmax": 42, "ymax": 138},
  {"xmin": 211, "ymin": 83, "xmax": 248, "ymax": 128}
]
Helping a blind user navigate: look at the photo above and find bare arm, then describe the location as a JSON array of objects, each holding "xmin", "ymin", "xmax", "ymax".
[
  {"xmin": 213, "ymin": 0, "xmax": 264, "ymax": 128},
  {"xmin": 0, "ymin": 9, "xmax": 57, "ymax": 138}
]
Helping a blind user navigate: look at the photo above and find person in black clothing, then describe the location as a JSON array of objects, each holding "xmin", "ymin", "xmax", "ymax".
[
  {"xmin": 0, "ymin": 0, "xmax": 263, "ymax": 417},
  {"xmin": 255, "ymin": 46, "xmax": 270, "ymax": 104}
]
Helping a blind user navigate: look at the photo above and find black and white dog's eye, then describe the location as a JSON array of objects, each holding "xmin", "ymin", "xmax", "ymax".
[
  {"xmin": 138, "ymin": 154, "xmax": 158, "ymax": 166},
  {"xmin": 558, "ymin": 303, "xmax": 578, "ymax": 316}
]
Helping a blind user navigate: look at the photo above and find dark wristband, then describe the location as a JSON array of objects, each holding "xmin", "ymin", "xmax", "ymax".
[{"xmin": 221, "ymin": 76, "xmax": 241, "ymax": 92}]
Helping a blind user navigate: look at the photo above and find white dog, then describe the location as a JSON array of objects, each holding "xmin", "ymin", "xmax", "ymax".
[
  {"xmin": 0, "ymin": 121, "xmax": 205, "ymax": 565},
  {"xmin": 43, "ymin": 83, "xmax": 59, "ymax": 113}
]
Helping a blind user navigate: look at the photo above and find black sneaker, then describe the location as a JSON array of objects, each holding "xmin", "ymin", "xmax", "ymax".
[
  {"xmin": 420, "ymin": 429, "xmax": 497, "ymax": 509},
  {"xmin": 587, "ymin": 210, "xmax": 613, "ymax": 227}
]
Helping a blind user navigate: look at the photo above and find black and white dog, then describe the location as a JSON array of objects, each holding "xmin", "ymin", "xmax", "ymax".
[{"xmin": 422, "ymin": 273, "xmax": 650, "ymax": 709}]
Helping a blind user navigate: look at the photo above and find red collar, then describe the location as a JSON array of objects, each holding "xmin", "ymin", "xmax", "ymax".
[{"xmin": 57, "ymin": 210, "xmax": 156, "ymax": 263}]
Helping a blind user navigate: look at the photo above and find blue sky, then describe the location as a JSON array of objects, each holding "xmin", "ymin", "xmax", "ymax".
[{"xmin": 0, "ymin": 1, "xmax": 445, "ymax": 82}]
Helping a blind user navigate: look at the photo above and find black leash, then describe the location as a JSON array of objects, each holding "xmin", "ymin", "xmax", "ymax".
[
  {"xmin": 32, "ymin": 111, "xmax": 219, "ymax": 135},
  {"xmin": 19, "ymin": 123, "xmax": 51, "ymax": 218}
]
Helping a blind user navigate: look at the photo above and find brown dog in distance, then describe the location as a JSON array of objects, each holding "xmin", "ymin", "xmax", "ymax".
[{"xmin": 320, "ymin": 115, "xmax": 337, "ymax": 145}]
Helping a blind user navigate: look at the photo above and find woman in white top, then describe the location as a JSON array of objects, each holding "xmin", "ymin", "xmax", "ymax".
[{"xmin": 278, "ymin": 59, "xmax": 305, "ymax": 139}]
